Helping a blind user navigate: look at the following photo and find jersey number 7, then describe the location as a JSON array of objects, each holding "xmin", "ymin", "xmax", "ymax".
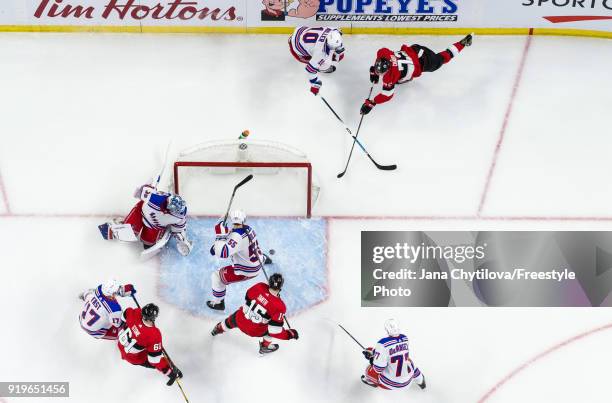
[{"xmin": 390, "ymin": 353, "xmax": 411, "ymax": 377}]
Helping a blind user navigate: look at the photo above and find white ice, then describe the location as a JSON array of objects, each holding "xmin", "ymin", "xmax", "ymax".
[{"xmin": 0, "ymin": 32, "xmax": 611, "ymax": 403}]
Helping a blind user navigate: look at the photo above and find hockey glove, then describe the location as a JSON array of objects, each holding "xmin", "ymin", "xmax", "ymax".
[
  {"xmin": 166, "ymin": 366, "xmax": 183, "ymax": 386},
  {"xmin": 287, "ymin": 328, "xmax": 299, "ymax": 340},
  {"xmin": 333, "ymin": 52, "xmax": 345, "ymax": 62},
  {"xmin": 310, "ymin": 78, "xmax": 322, "ymax": 96},
  {"xmin": 119, "ymin": 284, "xmax": 136, "ymax": 297},
  {"xmin": 362, "ymin": 347, "xmax": 375, "ymax": 364},
  {"xmin": 214, "ymin": 221, "xmax": 230, "ymax": 240},
  {"xmin": 369, "ymin": 66, "xmax": 379, "ymax": 84},
  {"xmin": 360, "ymin": 99, "xmax": 375, "ymax": 115}
]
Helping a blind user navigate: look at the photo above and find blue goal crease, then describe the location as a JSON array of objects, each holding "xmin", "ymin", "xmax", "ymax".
[{"xmin": 158, "ymin": 217, "xmax": 328, "ymax": 319}]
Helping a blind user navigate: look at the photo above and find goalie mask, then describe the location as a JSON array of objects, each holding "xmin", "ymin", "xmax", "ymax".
[{"xmin": 167, "ymin": 194, "xmax": 186, "ymax": 215}]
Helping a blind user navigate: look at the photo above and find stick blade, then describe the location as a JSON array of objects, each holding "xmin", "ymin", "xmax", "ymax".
[
  {"xmin": 236, "ymin": 174, "xmax": 254, "ymax": 189},
  {"xmin": 376, "ymin": 164, "xmax": 397, "ymax": 171}
]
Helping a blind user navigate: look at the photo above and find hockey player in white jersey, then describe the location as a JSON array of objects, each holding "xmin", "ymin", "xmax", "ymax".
[
  {"xmin": 206, "ymin": 210, "xmax": 265, "ymax": 311},
  {"xmin": 98, "ymin": 183, "xmax": 193, "ymax": 256},
  {"xmin": 288, "ymin": 26, "xmax": 345, "ymax": 96},
  {"xmin": 361, "ymin": 319, "xmax": 426, "ymax": 391},
  {"xmin": 78, "ymin": 279, "xmax": 136, "ymax": 340}
]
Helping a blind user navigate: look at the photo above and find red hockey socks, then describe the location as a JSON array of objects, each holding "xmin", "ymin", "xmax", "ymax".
[{"xmin": 440, "ymin": 41, "xmax": 465, "ymax": 64}]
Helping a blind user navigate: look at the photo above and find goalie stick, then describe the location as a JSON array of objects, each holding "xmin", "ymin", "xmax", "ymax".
[
  {"xmin": 320, "ymin": 95, "xmax": 397, "ymax": 176},
  {"xmin": 131, "ymin": 295, "xmax": 190, "ymax": 403}
]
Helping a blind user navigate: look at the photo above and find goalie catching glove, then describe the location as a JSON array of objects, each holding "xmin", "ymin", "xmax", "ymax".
[{"xmin": 173, "ymin": 232, "xmax": 193, "ymax": 256}]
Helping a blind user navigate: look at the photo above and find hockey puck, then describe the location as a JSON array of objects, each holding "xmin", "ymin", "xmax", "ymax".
[{"xmin": 269, "ymin": 249, "xmax": 275, "ymax": 255}]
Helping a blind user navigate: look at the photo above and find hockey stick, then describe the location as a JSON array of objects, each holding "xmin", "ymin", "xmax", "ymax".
[
  {"xmin": 320, "ymin": 96, "xmax": 397, "ymax": 173},
  {"xmin": 255, "ymin": 250, "xmax": 293, "ymax": 329},
  {"xmin": 338, "ymin": 324, "xmax": 366, "ymax": 350},
  {"xmin": 222, "ymin": 174, "xmax": 254, "ymax": 225},
  {"xmin": 131, "ymin": 296, "xmax": 190, "ymax": 402}
]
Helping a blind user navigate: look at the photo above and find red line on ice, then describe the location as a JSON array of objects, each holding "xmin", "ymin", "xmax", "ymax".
[
  {"xmin": 477, "ymin": 322, "xmax": 612, "ymax": 403},
  {"xmin": 477, "ymin": 32, "xmax": 533, "ymax": 216},
  {"xmin": 0, "ymin": 169, "xmax": 11, "ymax": 215}
]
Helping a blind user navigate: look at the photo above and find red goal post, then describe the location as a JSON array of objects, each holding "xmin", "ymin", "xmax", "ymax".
[{"xmin": 171, "ymin": 140, "xmax": 319, "ymax": 218}]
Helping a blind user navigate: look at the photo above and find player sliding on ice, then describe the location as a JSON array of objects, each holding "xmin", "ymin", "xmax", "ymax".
[
  {"xmin": 78, "ymin": 279, "xmax": 136, "ymax": 340},
  {"xmin": 360, "ymin": 33, "xmax": 473, "ymax": 115},
  {"xmin": 207, "ymin": 209, "xmax": 270, "ymax": 311},
  {"xmin": 288, "ymin": 26, "xmax": 345, "ymax": 96},
  {"xmin": 98, "ymin": 183, "xmax": 193, "ymax": 257},
  {"xmin": 211, "ymin": 273, "xmax": 299, "ymax": 354},
  {"xmin": 117, "ymin": 303, "xmax": 183, "ymax": 386},
  {"xmin": 361, "ymin": 319, "xmax": 426, "ymax": 391}
]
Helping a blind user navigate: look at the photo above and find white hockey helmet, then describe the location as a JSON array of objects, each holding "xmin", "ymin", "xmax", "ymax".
[
  {"xmin": 384, "ymin": 318, "xmax": 401, "ymax": 337},
  {"xmin": 326, "ymin": 30, "xmax": 344, "ymax": 53},
  {"xmin": 229, "ymin": 209, "xmax": 247, "ymax": 225},
  {"xmin": 101, "ymin": 279, "xmax": 120, "ymax": 297}
]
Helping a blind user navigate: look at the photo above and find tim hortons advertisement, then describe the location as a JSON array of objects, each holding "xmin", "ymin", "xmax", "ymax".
[
  {"xmin": 0, "ymin": 0, "xmax": 246, "ymax": 26},
  {"xmin": 255, "ymin": 0, "xmax": 463, "ymax": 24}
]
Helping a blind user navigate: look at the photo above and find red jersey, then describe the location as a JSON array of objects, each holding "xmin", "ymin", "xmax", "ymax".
[
  {"xmin": 117, "ymin": 307, "xmax": 170, "ymax": 373},
  {"xmin": 372, "ymin": 45, "xmax": 422, "ymax": 105},
  {"xmin": 235, "ymin": 282, "xmax": 291, "ymax": 340}
]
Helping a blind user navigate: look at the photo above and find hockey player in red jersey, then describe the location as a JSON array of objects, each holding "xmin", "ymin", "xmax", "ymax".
[
  {"xmin": 117, "ymin": 303, "xmax": 183, "ymax": 386},
  {"xmin": 360, "ymin": 33, "xmax": 473, "ymax": 115},
  {"xmin": 210, "ymin": 273, "xmax": 299, "ymax": 354}
]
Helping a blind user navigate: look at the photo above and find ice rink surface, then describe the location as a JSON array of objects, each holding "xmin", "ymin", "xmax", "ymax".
[{"xmin": 1, "ymin": 32, "xmax": 612, "ymax": 403}]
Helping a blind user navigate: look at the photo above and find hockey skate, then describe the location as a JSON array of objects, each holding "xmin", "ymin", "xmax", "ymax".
[
  {"xmin": 360, "ymin": 375, "xmax": 378, "ymax": 388},
  {"xmin": 206, "ymin": 300, "xmax": 225, "ymax": 311},
  {"xmin": 211, "ymin": 322, "xmax": 224, "ymax": 336},
  {"xmin": 259, "ymin": 341, "xmax": 279, "ymax": 355},
  {"xmin": 460, "ymin": 33, "xmax": 473, "ymax": 47}
]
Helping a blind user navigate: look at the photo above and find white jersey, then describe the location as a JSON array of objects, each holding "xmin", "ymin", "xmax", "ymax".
[
  {"xmin": 213, "ymin": 225, "xmax": 263, "ymax": 277},
  {"xmin": 371, "ymin": 334, "xmax": 422, "ymax": 389},
  {"xmin": 79, "ymin": 285, "xmax": 123, "ymax": 339},
  {"xmin": 139, "ymin": 185, "xmax": 187, "ymax": 234},
  {"xmin": 289, "ymin": 26, "xmax": 342, "ymax": 82}
]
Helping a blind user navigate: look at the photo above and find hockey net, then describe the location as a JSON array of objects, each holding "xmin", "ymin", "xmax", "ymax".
[{"xmin": 172, "ymin": 139, "xmax": 320, "ymax": 218}]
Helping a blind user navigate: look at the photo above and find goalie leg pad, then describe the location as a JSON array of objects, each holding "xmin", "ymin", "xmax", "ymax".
[
  {"xmin": 140, "ymin": 226, "xmax": 164, "ymax": 247},
  {"xmin": 123, "ymin": 201, "xmax": 145, "ymax": 235}
]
